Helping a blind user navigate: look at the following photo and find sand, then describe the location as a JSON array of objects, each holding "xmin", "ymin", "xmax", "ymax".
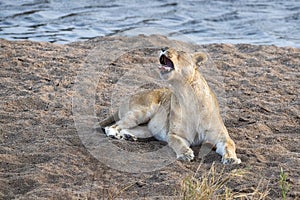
[{"xmin": 0, "ymin": 35, "xmax": 299, "ymax": 199}]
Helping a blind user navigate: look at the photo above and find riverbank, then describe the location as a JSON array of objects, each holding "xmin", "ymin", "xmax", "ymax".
[{"xmin": 0, "ymin": 35, "xmax": 299, "ymax": 199}]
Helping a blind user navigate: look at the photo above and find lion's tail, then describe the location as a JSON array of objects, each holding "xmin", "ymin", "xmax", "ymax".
[{"xmin": 96, "ymin": 110, "xmax": 119, "ymax": 134}]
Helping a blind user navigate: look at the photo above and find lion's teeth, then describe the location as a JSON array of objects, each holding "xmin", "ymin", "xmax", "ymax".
[
  {"xmin": 158, "ymin": 65, "xmax": 173, "ymax": 72},
  {"xmin": 166, "ymin": 66, "xmax": 172, "ymax": 71}
]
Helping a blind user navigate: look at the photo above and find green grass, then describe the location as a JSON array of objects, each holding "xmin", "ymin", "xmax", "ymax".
[{"xmin": 279, "ymin": 167, "xmax": 290, "ymax": 200}]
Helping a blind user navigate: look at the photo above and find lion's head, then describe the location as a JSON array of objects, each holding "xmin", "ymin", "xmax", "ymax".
[{"xmin": 158, "ymin": 47, "xmax": 207, "ymax": 81}]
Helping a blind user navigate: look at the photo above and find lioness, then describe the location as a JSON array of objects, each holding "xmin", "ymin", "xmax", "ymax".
[{"xmin": 100, "ymin": 47, "xmax": 241, "ymax": 164}]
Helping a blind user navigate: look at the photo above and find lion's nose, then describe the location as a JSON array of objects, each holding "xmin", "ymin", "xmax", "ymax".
[{"xmin": 161, "ymin": 47, "xmax": 169, "ymax": 52}]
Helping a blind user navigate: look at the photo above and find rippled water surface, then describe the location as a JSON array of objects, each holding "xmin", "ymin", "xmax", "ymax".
[{"xmin": 0, "ymin": 0, "xmax": 299, "ymax": 47}]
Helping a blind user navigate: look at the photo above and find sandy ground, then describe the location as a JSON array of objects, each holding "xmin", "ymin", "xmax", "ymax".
[{"xmin": 0, "ymin": 35, "xmax": 299, "ymax": 199}]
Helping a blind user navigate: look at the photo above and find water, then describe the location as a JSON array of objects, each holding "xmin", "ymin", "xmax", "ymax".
[{"xmin": 0, "ymin": 0, "xmax": 299, "ymax": 47}]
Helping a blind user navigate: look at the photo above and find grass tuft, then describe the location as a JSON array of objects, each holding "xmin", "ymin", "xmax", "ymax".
[
  {"xmin": 279, "ymin": 167, "xmax": 290, "ymax": 200},
  {"xmin": 178, "ymin": 163, "xmax": 270, "ymax": 200}
]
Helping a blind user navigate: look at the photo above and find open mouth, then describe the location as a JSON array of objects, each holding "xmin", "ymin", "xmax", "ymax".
[{"xmin": 158, "ymin": 54, "xmax": 174, "ymax": 74}]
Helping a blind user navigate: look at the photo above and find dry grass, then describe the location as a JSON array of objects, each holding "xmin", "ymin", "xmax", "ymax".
[
  {"xmin": 103, "ymin": 163, "xmax": 271, "ymax": 199},
  {"xmin": 102, "ymin": 182, "xmax": 138, "ymax": 200},
  {"xmin": 178, "ymin": 163, "xmax": 270, "ymax": 200}
]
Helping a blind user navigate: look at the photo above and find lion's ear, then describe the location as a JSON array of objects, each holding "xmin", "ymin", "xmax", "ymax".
[{"xmin": 193, "ymin": 52, "xmax": 207, "ymax": 67}]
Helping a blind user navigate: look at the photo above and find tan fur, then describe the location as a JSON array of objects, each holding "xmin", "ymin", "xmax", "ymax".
[{"xmin": 101, "ymin": 48, "xmax": 241, "ymax": 164}]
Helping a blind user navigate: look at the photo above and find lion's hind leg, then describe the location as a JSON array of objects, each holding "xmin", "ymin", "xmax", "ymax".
[
  {"xmin": 121, "ymin": 126, "xmax": 153, "ymax": 141},
  {"xmin": 105, "ymin": 125, "xmax": 142, "ymax": 141},
  {"xmin": 105, "ymin": 106, "xmax": 157, "ymax": 141},
  {"xmin": 105, "ymin": 125, "xmax": 153, "ymax": 141}
]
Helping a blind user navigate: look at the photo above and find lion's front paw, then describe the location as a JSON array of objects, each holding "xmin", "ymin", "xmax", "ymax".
[
  {"xmin": 222, "ymin": 157, "xmax": 241, "ymax": 165},
  {"xmin": 177, "ymin": 148, "xmax": 195, "ymax": 162}
]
